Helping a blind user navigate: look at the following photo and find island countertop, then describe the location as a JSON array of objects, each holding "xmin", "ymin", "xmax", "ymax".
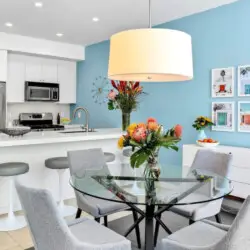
[{"xmin": 0, "ymin": 127, "xmax": 122, "ymax": 147}]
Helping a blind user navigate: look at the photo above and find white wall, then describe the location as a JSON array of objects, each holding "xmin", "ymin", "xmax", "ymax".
[{"xmin": 7, "ymin": 103, "xmax": 70, "ymax": 125}]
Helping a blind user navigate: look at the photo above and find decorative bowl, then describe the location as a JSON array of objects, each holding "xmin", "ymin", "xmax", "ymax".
[
  {"xmin": 0, "ymin": 126, "xmax": 31, "ymax": 137},
  {"xmin": 196, "ymin": 140, "xmax": 220, "ymax": 148}
]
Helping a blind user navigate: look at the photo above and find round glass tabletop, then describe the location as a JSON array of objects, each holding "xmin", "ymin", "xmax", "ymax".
[{"xmin": 70, "ymin": 163, "xmax": 233, "ymax": 206}]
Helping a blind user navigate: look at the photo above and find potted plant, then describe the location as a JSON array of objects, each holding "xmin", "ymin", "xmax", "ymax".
[
  {"xmin": 192, "ymin": 116, "xmax": 214, "ymax": 140},
  {"xmin": 118, "ymin": 118, "xmax": 182, "ymax": 180},
  {"xmin": 107, "ymin": 81, "xmax": 145, "ymax": 131}
]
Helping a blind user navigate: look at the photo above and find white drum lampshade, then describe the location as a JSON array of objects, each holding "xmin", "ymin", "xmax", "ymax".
[{"xmin": 108, "ymin": 28, "xmax": 193, "ymax": 82}]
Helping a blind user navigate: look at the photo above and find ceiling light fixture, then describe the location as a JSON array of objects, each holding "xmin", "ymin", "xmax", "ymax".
[
  {"xmin": 35, "ymin": 2, "xmax": 43, "ymax": 8},
  {"xmin": 92, "ymin": 17, "xmax": 99, "ymax": 22},
  {"xmin": 56, "ymin": 33, "xmax": 63, "ymax": 37},
  {"xmin": 5, "ymin": 22, "xmax": 13, "ymax": 27},
  {"xmin": 108, "ymin": 0, "xmax": 193, "ymax": 82}
]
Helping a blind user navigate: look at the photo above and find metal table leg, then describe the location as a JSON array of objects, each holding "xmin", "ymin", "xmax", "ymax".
[{"xmin": 145, "ymin": 204, "xmax": 155, "ymax": 250}]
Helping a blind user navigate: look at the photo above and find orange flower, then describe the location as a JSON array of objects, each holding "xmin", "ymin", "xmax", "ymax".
[
  {"xmin": 148, "ymin": 122, "xmax": 159, "ymax": 131},
  {"xmin": 137, "ymin": 123, "xmax": 147, "ymax": 129},
  {"xmin": 174, "ymin": 124, "xmax": 182, "ymax": 138},
  {"xmin": 147, "ymin": 117, "xmax": 157, "ymax": 124}
]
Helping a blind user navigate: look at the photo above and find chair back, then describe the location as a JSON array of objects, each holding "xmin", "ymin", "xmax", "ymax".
[
  {"xmin": 215, "ymin": 196, "xmax": 250, "ymax": 250},
  {"xmin": 190, "ymin": 149, "xmax": 232, "ymax": 177},
  {"xmin": 67, "ymin": 148, "xmax": 106, "ymax": 176},
  {"xmin": 15, "ymin": 176, "xmax": 75, "ymax": 250}
]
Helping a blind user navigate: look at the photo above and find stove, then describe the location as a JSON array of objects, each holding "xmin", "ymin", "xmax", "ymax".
[{"xmin": 19, "ymin": 113, "xmax": 65, "ymax": 131}]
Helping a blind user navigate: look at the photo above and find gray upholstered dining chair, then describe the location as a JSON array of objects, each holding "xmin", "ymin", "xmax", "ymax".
[
  {"xmin": 154, "ymin": 149, "xmax": 232, "ymax": 246},
  {"xmin": 159, "ymin": 196, "xmax": 250, "ymax": 250},
  {"xmin": 15, "ymin": 175, "xmax": 131, "ymax": 250},
  {"xmin": 68, "ymin": 148, "xmax": 141, "ymax": 248},
  {"xmin": 170, "ymin": 149, "xmax": 233, "ymax": 224}
]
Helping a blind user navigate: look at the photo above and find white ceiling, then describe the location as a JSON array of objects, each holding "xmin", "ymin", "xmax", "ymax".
[{"xmin": 0, "ymin": 0, "xmax": 238, "ymax": 46}]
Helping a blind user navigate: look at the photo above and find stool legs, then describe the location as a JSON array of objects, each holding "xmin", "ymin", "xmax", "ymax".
[
  {"xmin": 0, "ymin": 177, "xmax": 27, "ymax": 231},
  {"xmin": 57, "ymin": 169, "xmax": 76, "ymax": 217}
]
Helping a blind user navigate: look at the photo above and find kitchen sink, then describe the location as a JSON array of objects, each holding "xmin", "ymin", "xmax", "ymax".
[{"xmin": 60, "ymin": 129, "xmax": 96, "ymax": 134}]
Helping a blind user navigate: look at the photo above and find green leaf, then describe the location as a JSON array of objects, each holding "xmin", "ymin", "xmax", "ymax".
[
  {"xmin": 129, "ymin": 140, "xmax": 141, "ymax": 147},
  {"xmin": 146, "ymin": 133, "xmax": 152, "ymax": 144}
]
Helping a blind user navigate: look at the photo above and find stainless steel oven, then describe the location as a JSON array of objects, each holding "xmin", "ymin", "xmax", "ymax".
[{"xmin": 25, "ymin": 82, "xmax": 59, "ymax": 102}]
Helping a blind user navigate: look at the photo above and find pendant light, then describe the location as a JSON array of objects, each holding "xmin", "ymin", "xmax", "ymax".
[{"xmin": 108, "ymin": 0, "xmax": 193, "ymax": 82}]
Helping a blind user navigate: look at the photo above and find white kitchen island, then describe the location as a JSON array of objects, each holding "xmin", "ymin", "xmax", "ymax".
[{"xmin": 0, "ymin": 128, "xmax": 122, "ymax": 214}]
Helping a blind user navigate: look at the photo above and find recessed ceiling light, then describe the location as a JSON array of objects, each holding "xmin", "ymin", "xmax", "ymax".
[
  {"xmin": 35, "ymin": 2, "xmax": 43, "ymax": 8},
  {"xmin": 5, "ymin": 22, "xmax": 13, "ymax": 27},
  {"xmin": 92, "ymin": 17, "xmax": 99, "ymax": 22},
  {"xmin": 56, "ymin": 33, "xmax": 63, "ymax": 37}
]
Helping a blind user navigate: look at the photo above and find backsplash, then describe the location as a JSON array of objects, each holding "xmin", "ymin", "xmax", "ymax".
[{"xmin": 7, "ymin": 103, "xmax": 70, "ymax": 125}]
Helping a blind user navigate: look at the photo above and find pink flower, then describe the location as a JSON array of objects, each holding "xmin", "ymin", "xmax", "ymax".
[
  {"xmin": 132, "ymin": 126, "xmax": 147, "ymax": 142},
  {"xmin": 108, "ymin": 90, "xmax": 117, "ymax": 100},
  {"xmin": 174, "ymin": 124, "xmax": 182, "ymax": 138}
]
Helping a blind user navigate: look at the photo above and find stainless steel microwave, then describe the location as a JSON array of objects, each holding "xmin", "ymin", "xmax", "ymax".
[{"xmin": 25, "ymin": 82, "xmax": 59, "ymax": 102}]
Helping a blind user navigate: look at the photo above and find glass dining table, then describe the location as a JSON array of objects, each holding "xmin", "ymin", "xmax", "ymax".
[{"xmin": 70, "ymin": 162, "xmax": 233, "ymax": 250}]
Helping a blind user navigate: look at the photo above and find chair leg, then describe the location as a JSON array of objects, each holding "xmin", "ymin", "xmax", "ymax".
[
  {"xmin": 95, "ymin": 217, "xmax": 100, "ymax": 223},
  {"xmin": 104, "ymin": 215, "xmax": 108, "ymax": 227},
  {"xmin": 75, "ymin": 208, "xmax": 82, "ymax": 219},
  {"xmin": 215, "ymin": 214, "xmax": 222, "ymax": 224},
  {"xmin": 189, "ymin": 219, "xmax": 195, "ymax": 225},
  {"xmin": 154, "ymin": 214, "xmax": 161, "ymax": 247},
  {"xmin": 132, "ymin": 210, "xmax": 141, "ymax": 249}
]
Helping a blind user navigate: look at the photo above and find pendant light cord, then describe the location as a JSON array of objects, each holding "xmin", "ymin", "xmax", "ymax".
[{"xmin": 149, "ymin": 0, "xmax": 152, "ymax": 28}]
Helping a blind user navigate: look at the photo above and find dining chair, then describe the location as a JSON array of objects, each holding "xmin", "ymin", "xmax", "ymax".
[
  {"xmin": 68, "ymin": 148, "xmax": 141, "ymax": 249},
  {"xmin": 15, "ymin": 175, "xmax": 131, "ymax": 250},
  {"xmin": 154, "ymin": 149, "xmax": 232, "ymax": 246},
  {"xmin": 160, "ymin": 196, "xmax": 250, "ymax": 250}
]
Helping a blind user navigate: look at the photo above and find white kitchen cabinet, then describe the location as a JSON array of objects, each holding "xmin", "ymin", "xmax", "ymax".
[
  {"xmin": 57, "ymin": 60, "xmax": 76, "ymax": 103},
  {"xmin": 25, "ymin": 55, "xmax": 42, "ymax": 82},
  {"xmin": 41, "ymin": 58, "xmax": 58, "ymax": 83},
  {"xmin": 0, "ymin": 50, "xmax": 7, "ymax": 82},
  {"xmin": 7, "ymin": 54, "xmax": 25, "ymax": 103},
  {"xmin": 7, "ymin": 53, "xmax": 77, "ymax": 103}
]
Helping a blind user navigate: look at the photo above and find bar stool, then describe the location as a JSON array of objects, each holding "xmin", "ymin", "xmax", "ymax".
[
  {"xmin": 45, "ymin": 157, "xmax": 76, "ymax": 217},
  {"xmin": 0, "ymin": 162, "xmax": 29, "ymax": 231},
  {"xmin": 104, "ymin": 152, "xmax": 116, "ymax": 163}
]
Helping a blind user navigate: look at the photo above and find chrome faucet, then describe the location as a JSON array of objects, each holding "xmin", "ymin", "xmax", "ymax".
[{"xmin": 73, "ymin": 107, "xmax": 89, "ymax": 131}]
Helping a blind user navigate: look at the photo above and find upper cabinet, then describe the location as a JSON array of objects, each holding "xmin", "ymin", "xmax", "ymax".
[
  {"xmin": 57, "ymin": 60, "xmax": 76, "ymax": 104},
  {"xmin": 0, "ymin": 50, "xmax": 7, "ymax": 82},
  {"xmin": 7, "ymin": 54, "xmax": 26, "ymax": 103},
  {"xmin": 7, "ymin": 53, "xmax": 77, "ymax": 103}
]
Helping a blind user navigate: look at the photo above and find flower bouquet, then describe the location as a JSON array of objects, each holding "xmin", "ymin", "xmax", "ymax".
[
  {"xmin": 107, "ymin": 81, "xmax": 145, "ymax": 131},
  {"xmin": 118, "ymin": 118, "xmax": 182, "ymax": 179},
  {"xmin": 192, "ymin": 116, "xmax": 214, "ymax": 140}
]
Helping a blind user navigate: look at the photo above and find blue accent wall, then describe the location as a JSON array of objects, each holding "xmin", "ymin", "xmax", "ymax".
[{"xmin": 73, "ymin": 0, "xmax": 250, "ymax": 165}]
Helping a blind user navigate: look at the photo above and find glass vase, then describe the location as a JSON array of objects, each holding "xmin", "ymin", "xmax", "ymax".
[
  {"xmin": 122, "ymin": 112, "xmax": 131, "ymax": 132},
  {"xmin": 197, "ymin": 129, "xmax": 207, "ymax": 141},
  {"xmin": 143, "ymin": 149, "xmax": 161, "ymax": 180}
]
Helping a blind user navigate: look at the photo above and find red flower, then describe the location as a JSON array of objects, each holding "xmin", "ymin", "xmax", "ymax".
[
  {"xmin": 174, "ymin": 124, "xmax": 182, "ymax": 138},
  {"xmin": 111, "ymin": 80, "xmax": 118, "ymax": 90},
  {"xmin": 147, "ymin": 117, "xmax": 157, "ymax": 124}
]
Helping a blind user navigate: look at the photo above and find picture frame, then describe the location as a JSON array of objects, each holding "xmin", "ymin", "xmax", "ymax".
[
  {"xmin": 212, "ymin": 102, "xmax": 235, "ymax": 132},
  {"xmin": 238, "ymin": 102, "xmax": 250, "ymax": 133},
  {"xmin": 238, "ymin": 65, "xmax": 250, "ymax": 97},
  {"xmin": 211, "ymin": 67, "xmax": 234, "ymax": 98}
]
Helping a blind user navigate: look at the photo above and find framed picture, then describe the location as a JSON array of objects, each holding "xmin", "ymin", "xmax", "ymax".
[
  {"xmin": 238, "ymin": 102, "xmax": 250, "ymax": 132},
  {"xmin": 212, "ymin": 102, "xmax": 235, "ymax": 132},
  {"xmin": 212, "ymin": 67, "xmax": 234, "ymax": 98},
  {"xmin": 238, "ymin": 65, "xmax": 250, "ymax": 96}
]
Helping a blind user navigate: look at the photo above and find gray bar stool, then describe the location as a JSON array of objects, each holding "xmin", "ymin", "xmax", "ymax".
[
  {"xmin": 45, "ymin": 157, "xmax": 76, "ymax": 217},
  {"xmin": 0, "ymin": 162, "xmax": 29, "ymax": 231}
]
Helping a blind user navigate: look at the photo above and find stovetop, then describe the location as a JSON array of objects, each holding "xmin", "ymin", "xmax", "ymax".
[
  {"xmin": 29, "ymin": 124, "xmax": 65, "ymax": 131},
  {"xmin": 19, "ymin": 112, "xmax": 65, "ymax": 132}
]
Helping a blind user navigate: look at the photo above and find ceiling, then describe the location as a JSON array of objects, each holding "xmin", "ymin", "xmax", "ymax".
[{"xmin": 0, "ymin": 0, "xmax": 238, "ymax": 46}]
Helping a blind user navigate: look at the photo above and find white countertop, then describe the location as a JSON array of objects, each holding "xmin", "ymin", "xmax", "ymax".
[{"xmin": 0, "ymin": 127, "xmax": 122, "ymax": 147}]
